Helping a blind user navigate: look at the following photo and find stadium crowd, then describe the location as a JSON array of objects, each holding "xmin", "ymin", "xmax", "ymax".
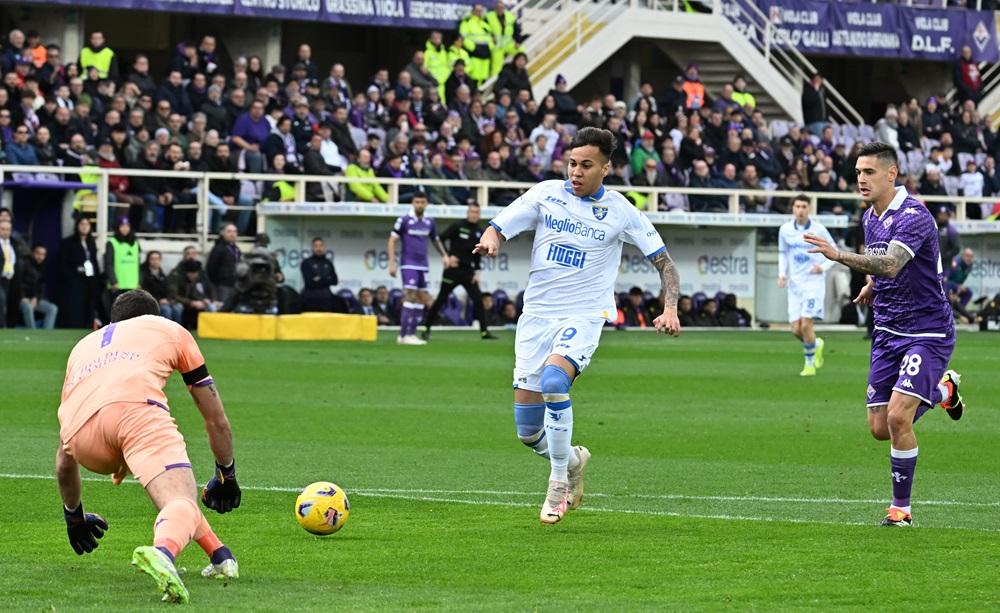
[{"xmin": 0, "ymin": 8, "xmax": 998, "ymax": 329}]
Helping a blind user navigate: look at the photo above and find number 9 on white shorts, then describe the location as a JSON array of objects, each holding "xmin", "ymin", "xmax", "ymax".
[{"xmin": 512, "ymin": 314, "xmax": 606, "ymax": 392}]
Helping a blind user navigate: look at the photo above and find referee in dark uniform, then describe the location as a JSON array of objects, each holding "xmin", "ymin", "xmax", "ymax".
[{"xmin": 422, "ymin": 203, "xmax": 497, "ymax": 340}]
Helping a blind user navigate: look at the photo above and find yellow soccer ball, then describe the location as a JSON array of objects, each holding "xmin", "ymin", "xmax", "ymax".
[{"xmin": 294, "ymin": 481, "xmax": 350, "ymax": 535}]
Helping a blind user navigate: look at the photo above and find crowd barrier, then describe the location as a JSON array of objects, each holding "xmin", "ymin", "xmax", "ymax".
[{"xmin": 3, "ymin": 165, "xmax": 998, "ymax": 323}]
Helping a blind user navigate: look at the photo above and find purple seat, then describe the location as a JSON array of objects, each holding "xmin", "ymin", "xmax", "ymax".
[
  {"xmin": 691, "ymin": 292, "xmax": 708, "ymax": 313},
  {"xmin": 492, "ymin": 290, "xmax": 509, "ymax": 309},
  {"xmin": 441, "ymin": 295, "xmax": 467, "ymax": 325},
  {"xmin": 337, "ymin": 288, "xmax": 359, "ymax": 312}
]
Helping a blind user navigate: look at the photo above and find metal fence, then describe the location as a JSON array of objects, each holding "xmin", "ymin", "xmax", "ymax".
[{"xmin": 2, "ymin": 164, "xmax": 997, "ymax": 255}]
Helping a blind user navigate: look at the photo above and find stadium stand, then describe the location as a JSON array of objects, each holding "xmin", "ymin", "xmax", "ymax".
[{"xmin": 0, "ymin": 1, "xmax": 997, "ymax": 330}]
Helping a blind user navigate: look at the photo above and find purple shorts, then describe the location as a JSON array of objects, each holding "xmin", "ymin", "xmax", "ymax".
[
  {"xmin": 401, "ymin": 268, "xmax": 428, "ymax": 291},
  {"xmin": 867, "ymin": 329, "xmax": 954, "ymax": 408}
]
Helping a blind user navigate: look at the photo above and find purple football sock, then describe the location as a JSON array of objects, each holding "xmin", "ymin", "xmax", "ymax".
[
  {"xmin": 210, "ymin": 544, "xmax": 234, "ymax": 565},
  {"xmin": 932, "ymin": 383, "xmax": 946, "ymax": 406},
  {"xmin": 399, "ymin": 305, "xmax": 413, "ymax": 337},
  {"xmin": 156, "ymin": 546, "xmax": 176, "ymax": 564},
  {"xmin": 890, "ymin": 447, "xmax": 918, "ymax": 509}
]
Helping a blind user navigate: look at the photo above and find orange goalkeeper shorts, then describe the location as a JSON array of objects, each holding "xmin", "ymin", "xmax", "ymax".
[{"xmin": 62, "ymin": 401, "xmax": 192, "ymax": 487}]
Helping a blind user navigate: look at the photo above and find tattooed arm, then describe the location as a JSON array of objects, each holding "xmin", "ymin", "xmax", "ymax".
[
  {"xmin": 835, "ymin": 243, "xmax": 912, "ymax": 278},
  {"xmin": 190, "ymin": 379, "xmax": 234, "ymax": 465},
  {"xmin": 803, "ymin": 233, "xmax": 913, "ymax": 279},
  {"xmin": 650, "ymin": 249, "xmax": 682, "ymax": 336}
]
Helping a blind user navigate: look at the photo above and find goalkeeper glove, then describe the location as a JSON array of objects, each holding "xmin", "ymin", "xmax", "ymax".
[
  {"xmin": 64, "ymin": 503, "xmax": 108, "ymax": 555},
  {"xmin": 201, "ymin": 459, "xmax": 241, "ymax": 513}
]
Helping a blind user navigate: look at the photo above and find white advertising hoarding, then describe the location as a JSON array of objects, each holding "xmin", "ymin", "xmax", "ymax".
[{"xmin": 267, "ymin": 216, "xmax": 756, "ymax": 301}]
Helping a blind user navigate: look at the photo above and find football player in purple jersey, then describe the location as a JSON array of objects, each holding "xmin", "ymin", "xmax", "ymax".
[{"xmin": 804, "ymin": 141, "xmax": 965, "ymax": 528}]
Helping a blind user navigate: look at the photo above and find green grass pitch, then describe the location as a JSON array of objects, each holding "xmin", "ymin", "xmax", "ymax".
[{"xmin": 1, "ymin": 329, "xmax": 998, "ymax": 611}]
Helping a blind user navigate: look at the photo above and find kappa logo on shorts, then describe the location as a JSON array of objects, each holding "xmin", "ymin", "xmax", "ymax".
[
  {"xmin": 867, "ymin": 384, "xmax": 876, "ymax": 399},
  {"xmin": 900, "ymin": 379, "xmax": 914, "ymax": 389}
]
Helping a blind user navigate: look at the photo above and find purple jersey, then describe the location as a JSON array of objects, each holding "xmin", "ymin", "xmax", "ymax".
[
  {"xmin": 392, "ymin": 212, "xmax": 438, "ymax": 271},
  {"xmin": 863, "ymin": 187, "xmax": 953, "ymax": 338}
]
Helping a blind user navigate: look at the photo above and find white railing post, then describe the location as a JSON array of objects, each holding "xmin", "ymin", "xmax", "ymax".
[
  {"xmin": 728, "ymin": 192, "xmax": 740, "ymax": 215},
  {"xmin": 387, "ymin": 181, "xmax": 400, "ymax": 204},
  {"xmin": 295, "ymin": 178, "xmax": 307, "ymax": 203},
  {"xmin": 956, "ymin": 198, "xmax": 967, "ymax": 221},
  {"xmin": 477, "ymin": 184, "xmax": 489, "ymax": 206},
  {"xmin": 764, "ymin": 19, "xmax": 772, "ymax": 62},
  {"xmin": 809, "ymin": 195, "xmax": 818, "ymax": 217},
  {"xmin": 201, "ymin": 177, "xmax": 212, "ymax": 253},
  {"xmin": 96, "ymin": 170, "xmax": 110, "ymax": 259}
]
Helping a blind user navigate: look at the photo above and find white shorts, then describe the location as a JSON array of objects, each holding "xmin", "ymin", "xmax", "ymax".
[
  {"xmin": 513, "ymin": 313, "xmax": 606, "ymax": 392},
  {"xmin": 787, "ymin": 284, "xmax": 825, "ymax": 322}
]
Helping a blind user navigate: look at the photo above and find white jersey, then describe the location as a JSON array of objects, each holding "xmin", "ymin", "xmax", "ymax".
[
  {"xmin": 490, "ymin": 180, "xmax": 666, "ymax": 320},
  {"xmin": 778, "ymin": 218, "xmax": 835, "ymax": 288}
]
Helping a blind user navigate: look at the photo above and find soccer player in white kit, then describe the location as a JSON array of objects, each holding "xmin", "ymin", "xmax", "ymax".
[
  {"xmin": 778, "ymin": 195, "xmax": 836, "ymax": 376},
  {"xmin": 474, "ymin": 127, "xmax": 682, "ymax": 524}
]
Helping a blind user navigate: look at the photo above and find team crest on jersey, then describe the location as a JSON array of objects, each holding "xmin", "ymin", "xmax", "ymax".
[
  {"xmin": 883, "ymin": 216, "xmax": 894, "ymax": 229},
  {"xmin": 592, "ymin": 205, "xmax": 608, "ymax": 220}
]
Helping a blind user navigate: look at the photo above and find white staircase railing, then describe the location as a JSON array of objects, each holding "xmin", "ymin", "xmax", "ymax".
[
  {"xmin": 486, "ymin": 0, "xmax": 864, "ymax": 125},
  {"xmin": 717, "ymin": 0, "xmax": 864, "ymax": 125},
  {"xmin": 482, "ymin": 0, "xmax": 627, "ymax": 97},
  {"xmin": 943, "ymin": 60, "xmax": 1000, "ymax": 117}
]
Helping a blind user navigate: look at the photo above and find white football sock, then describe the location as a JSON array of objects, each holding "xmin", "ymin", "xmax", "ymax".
[{"xmin": 544, "ymin": 403, "xmax": 573, "ymax": 483}]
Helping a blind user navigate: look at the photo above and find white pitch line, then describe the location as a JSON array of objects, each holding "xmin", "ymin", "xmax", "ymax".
[
  {"xmin": 2, "ymin": 472, "xmax": 998, "ymax": 532},
  {"xmin": 351, "ymin": 487, "xmax": 1000, "ymax": 508}
]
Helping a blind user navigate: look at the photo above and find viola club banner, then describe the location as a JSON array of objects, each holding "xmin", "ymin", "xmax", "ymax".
[
  {"xmin": 266, "ymin": 217, "xmax": 756, "ymax": 302},
  {"xmin": 723, "ymin": 0, "xmax": 998, "ymax": 62},
  {"xmin": 14, "ymin": 0, "xmax": 477, "ymax": 28}
]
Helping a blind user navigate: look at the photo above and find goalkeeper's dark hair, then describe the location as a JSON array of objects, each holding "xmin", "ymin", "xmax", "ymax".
[
  {"xmin": 858, "ymin": 141, "xmax": 898, "ymax": 167},
  {"xmin": 110, "ymin": 289, "xmax": 160, "ymax": 322},
  {"xmin": 570, "ymin": 127, "xmax": 616, "ymax": 162}
]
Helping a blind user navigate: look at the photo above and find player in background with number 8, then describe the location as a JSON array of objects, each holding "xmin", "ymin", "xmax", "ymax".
[
  {"xmin": 474, "ymin": 127, "xmax": 682, "ymax": 525},
  {"xmin": 804, "ymin": 142, "xmax": 965, "ymax": 528}
]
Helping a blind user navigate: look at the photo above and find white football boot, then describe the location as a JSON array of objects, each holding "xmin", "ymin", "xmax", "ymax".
[
  {"xmin": 567, "ymin": 446, "xmax": 591, "ymax": 510},
  {"xmin": 201, "ymin": 558, "xmax": 239, "ymax": 581},
  {"xmin": 540, "ymin": 480, "xmax": 569, "ymax": 524}
]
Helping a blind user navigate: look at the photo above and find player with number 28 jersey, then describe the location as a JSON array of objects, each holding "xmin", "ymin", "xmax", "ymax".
[{"xmin": 804, "ymin": 142, "xmax": 965, "ymax": 529}]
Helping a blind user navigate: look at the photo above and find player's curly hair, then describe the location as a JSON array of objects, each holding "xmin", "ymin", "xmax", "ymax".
[
  {"xmin": 858, "ymin": 141, "xmax": 898, "ymax": 166},
  {"xmin": 110, "ymin": 289, "xmax": 160, "ymax": 323},
  {"xmin": 570, "ymin": 127, "xmax": 616, "ymax": 161}
]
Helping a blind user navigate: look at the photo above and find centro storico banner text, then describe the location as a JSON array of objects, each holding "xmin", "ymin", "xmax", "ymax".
[
  {"xmin": 15, "ymin": 0, "xmax": 477, "ymax": 28},
  {"xmin": 723, "ymin": 0, "xmax": 999, "ymax": 62},
  {"xmin": 267, "ymin": 217, "xmax": 757, "ymax": 302}
]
